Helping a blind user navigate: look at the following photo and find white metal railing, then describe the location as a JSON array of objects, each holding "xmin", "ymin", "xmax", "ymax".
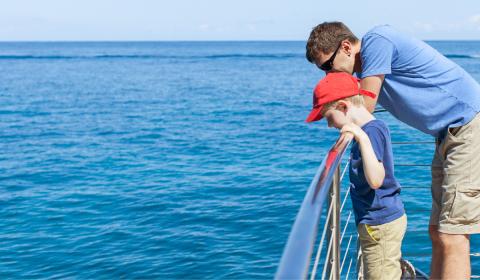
[
  {"xmin": 276, "ymin": 101, "xmax": 480, "ymax": 278},
  {"xmin": 276, "ymin": 132, "xmax": 439, "ymax": 279},
  {"xmin": 275, "ymin": 134, "xmax": 353, "ymax": 279}
]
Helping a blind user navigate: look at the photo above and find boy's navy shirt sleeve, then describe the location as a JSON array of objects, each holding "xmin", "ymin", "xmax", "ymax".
[
  {"xmin": 364, "ymin": 124, "xmax": 386, "ymax": 162},
  {"xmin": 349, "ymin": 119, "xmax": 405, "ymax": 226}
]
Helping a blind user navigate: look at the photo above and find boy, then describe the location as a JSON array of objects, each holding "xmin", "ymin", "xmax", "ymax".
[{"xmin": 306, "ymin": 72, "xmax": 406, "ymax": 280}]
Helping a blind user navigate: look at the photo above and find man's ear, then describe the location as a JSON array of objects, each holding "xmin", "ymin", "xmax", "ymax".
[{"xmin": 341, "ymin": 39, "xmax": 352, "ymax": 56}]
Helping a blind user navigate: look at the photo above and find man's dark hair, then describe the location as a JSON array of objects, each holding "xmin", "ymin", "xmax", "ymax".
[{"xmin": 306, "ymin": 21, "xmax": 359, "ymax": 64}]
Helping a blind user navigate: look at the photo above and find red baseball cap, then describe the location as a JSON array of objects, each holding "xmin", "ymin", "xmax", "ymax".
[{"xmin": 305, "ymin": 72, "xmax": 377, "ymax": 123}]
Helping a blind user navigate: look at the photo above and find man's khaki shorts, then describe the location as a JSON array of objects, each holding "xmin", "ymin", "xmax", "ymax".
[
  {"xmin": 430, "ymin": 113, "xmax": 480, "ymax": 234},
  {"xmin": 358, "ymin": 214, "xmax": 407, "ymax": 280}
]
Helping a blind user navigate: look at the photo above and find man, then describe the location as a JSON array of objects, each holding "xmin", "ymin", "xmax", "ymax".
[{"xmin": 305, "ymin": 22, "xmax": 480, "ymax": 279}]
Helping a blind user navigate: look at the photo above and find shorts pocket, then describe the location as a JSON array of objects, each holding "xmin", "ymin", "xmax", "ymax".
[
  {"xmin": 447, "ymin": 123, "xmax": 472, "ymax": 141},
  {"xmin": 358, "ymin": 224, "xmax": 380, "ymax": 243},
  {"xmin": 448, "ymin": 186, "xmax": 480, "ymax": 225},
  {"xmin": 448, "ymin": 126, "xmax": 462, "ymax": 137}
]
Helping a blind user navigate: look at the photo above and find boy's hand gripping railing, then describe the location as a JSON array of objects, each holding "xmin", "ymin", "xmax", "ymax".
[{"xmin": 276, "ymin": 134, "xmax": 353, "ymax": 280}]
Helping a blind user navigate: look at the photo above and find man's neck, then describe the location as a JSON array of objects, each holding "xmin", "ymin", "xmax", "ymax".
[{"xmin": 353, "ymin": 41, "xmax": 362, "ymax": 74}]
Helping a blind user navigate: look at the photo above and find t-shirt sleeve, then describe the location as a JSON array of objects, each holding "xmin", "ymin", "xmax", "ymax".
[
  {"xmin": 360, "ymin": 34, "xmax": 395, "ymax": 78},
  {"xmin": 364, "ymin": 125, "xmax": 386, "ymax": 162}
]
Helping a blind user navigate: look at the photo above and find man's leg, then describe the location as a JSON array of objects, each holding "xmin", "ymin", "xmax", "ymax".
[
  {"xmin": 429, "ymin": 226, "xmax": 470, "ymax": 279},
  {"xmin": 439, "ymin": 232, "xmax": 470, "ymax": 279},
  {"xmin": 429, "ymin": 225, "xmax": 442, "ymax": 279},
  {"xmin": 429, "ymin": 225, "xmax": 470, "ymax": 279},
  {"xmin": 430, "ymin": 113, "xmax": 480, "ymax": 279},
  {"xmin": 429, "ymin": 141, "xmax": 443, "ymax": 279}
]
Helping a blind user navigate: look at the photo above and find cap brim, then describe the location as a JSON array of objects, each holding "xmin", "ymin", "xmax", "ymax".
[{"xmin": 305, "ymin": 107, "xmax": 323, "ymax": 123}]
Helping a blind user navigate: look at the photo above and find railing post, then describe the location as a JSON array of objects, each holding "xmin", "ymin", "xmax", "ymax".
[
  {"xmin": 275, "ymin": 137, "xmax": 352, "ymax": 280},
  {"xmin": 356, "ymin": 239, "xmax": 364, "ymax": 280},
  {"xmin": 326, "ymin": 166, "xmax": 341, "ymax": 279}
]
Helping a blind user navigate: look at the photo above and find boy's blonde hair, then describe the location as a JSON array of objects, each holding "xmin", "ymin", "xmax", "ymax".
[{"xmin": 320, "ymin": 94, "xmax": 365, "ymax": 116}]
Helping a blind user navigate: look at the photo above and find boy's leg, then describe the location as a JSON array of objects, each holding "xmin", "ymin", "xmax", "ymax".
[
  {"xmin": 430, "ymin": 113, "xmax": 480, "ymax": 278},
  {"xmin": 383, "ymin": 215, "xmax": 407, "ymax": 279},
  {"xmin": 357, "ymin": 215, "xmax": 406, "ymax": 280},
  {"xmin": 358, "ymin": 222, "xmax": 383, "ymax": 280}
]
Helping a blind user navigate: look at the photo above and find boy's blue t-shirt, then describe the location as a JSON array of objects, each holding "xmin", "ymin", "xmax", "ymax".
[
  {"xmin": 359, "ymin": 25, "xmax": 480, "ymax": 139},
  {"xmin": 349, "ymin": 119, "xmax": 404, "ymax": 226}
]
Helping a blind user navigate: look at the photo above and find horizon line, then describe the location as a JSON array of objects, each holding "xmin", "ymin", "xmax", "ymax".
[{"xmin": 1, "ymin": 39, "xmax": 480, "ymax": 43}]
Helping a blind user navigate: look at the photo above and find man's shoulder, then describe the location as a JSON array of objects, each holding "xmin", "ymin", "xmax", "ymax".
[{"xmin": 363, "ymin": 25, "xmax": 396, "ymax": 39}]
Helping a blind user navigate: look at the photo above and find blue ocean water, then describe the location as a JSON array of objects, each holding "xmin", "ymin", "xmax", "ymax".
[{"xmin": 0, "ymin": 41, "xmax": 479, "ymax": 279}]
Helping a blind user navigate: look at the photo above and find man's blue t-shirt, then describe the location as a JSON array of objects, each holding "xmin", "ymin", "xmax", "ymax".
[
  {"xmin": 359, "ymin": 25, "xmax": 480, "ymax": 139},
  {"xmin": 349, "ymin": 119, "xmax": 404, "ymax": 226}
]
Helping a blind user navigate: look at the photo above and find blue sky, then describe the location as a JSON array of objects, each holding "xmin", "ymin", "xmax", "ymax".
[{"xmin": 1, "ymin": 0, "xmax": 479, "ymax": 41}]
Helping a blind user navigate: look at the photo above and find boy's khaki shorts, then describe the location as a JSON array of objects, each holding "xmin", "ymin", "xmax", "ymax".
[
  {"xmin": 430, "ymin": 113, "xmax": 480, "ymax": 234},
  {"xmin": 357, "ymin": 214, "xmax": 407, "ymax": 280}
]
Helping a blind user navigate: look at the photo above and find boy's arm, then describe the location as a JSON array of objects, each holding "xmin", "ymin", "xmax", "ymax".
[
  {"xmin": 341, "ymin": 124, "xmax": 385, "ymax": 189},
  {"xmin": 360, "ymin": 75, "xmax": 384, "ymax": 113}
]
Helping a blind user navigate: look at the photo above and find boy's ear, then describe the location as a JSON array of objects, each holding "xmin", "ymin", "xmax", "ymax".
[{"xmin": 336, "ymin": 101, "xmax": 348, "ymax": 114}]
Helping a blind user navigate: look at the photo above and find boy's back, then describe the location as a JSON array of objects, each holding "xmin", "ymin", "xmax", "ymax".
[{"xmin": 349, "ymin": 119, "xmax": 404, "ymax": 225}]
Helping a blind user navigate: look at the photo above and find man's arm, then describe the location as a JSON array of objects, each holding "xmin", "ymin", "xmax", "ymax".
[{"xmin": 360, "ymin": 75, "xmax": 384, "ymax": 113}]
